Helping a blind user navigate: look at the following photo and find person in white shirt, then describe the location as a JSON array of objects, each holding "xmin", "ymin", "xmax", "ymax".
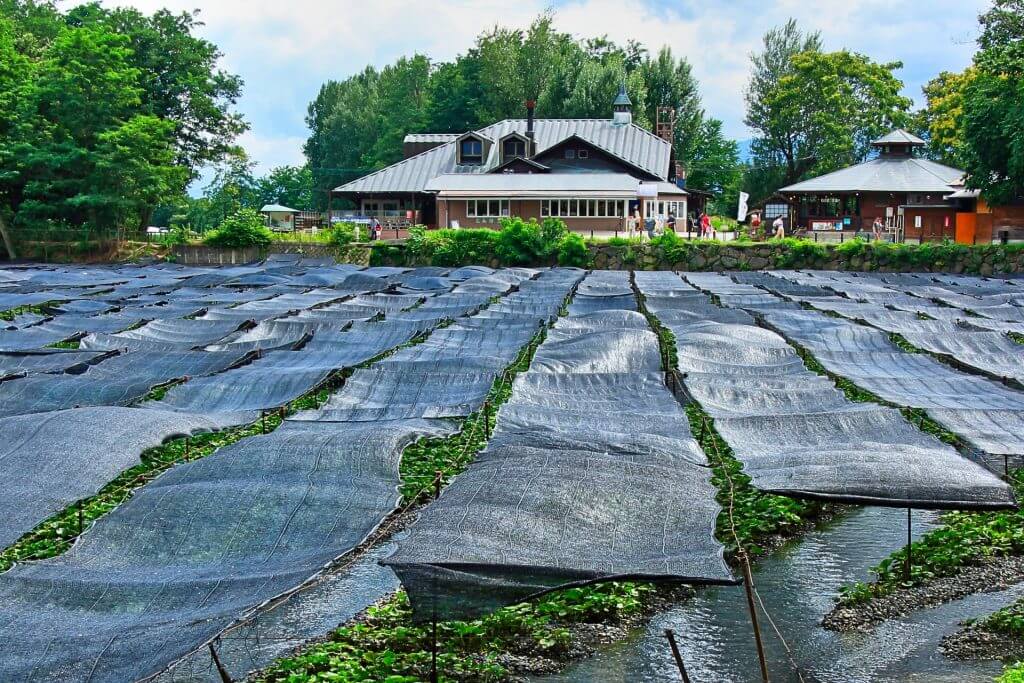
[{"xmin": 772, "ymin": 216, "xmax": 785, "ymax": 239}]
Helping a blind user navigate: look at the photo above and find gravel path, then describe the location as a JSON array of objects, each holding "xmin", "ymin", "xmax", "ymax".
[{"xmin": 823, "ymin": 555, "xmax": 1024, "ymax": 632}]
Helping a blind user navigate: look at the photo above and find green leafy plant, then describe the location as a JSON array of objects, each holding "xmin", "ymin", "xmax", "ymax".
[
  {"xmin": 556, "ymin": 232, "xmax": 588, "ymax": 267},
  {"xmin": 203, "ymin": 208, "xmax": 273, "ymax": 248}
]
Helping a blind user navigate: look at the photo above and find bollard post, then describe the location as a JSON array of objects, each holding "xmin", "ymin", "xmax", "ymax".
[{"xmin": 664, "ymin": 629, "xmax": 692, "ymax": 683}]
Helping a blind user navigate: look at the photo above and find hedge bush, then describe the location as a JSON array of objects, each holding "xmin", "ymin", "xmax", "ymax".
[{"xmin": 203, "ymin": 209, "xmax": 273, "ymax": 248}]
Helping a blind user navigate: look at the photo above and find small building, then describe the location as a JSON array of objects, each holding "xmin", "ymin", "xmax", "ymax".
[
  {"xmin": 778, "ymin": 130, "xmax": 964, "ymax": 242},
  {"xmin": 260, "ymin": 204, "xmax": 299, "ymax": 231},
  {"xmin": 330, "ymin": 86, "xmax": 692, "ymax": 233}
]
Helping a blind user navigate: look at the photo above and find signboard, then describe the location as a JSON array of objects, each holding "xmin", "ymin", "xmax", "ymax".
[
  {"xmin": 636, "ymin": 183, "xmax": 658, "ymax": 198},
  {"xmin": 843, "ymin": 217, "xmax": 852, "ymax": 225},
  {"xmin": 737, "ymin": 191, "xmax": 749, "ymax": 222},
  {"xmin": 811, "ymin": 221, "xmax": 832, "ymax": 231}
]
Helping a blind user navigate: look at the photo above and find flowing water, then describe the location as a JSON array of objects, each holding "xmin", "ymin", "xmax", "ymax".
[{"xmin": 537, "ymin": 506, "xmax": 1022, "ymax": 683}]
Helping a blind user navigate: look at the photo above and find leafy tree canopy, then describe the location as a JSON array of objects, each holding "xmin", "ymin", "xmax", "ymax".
[
  {"xmin": 961, "ymin": 0, "xmax": 1024, "ymax": 204},
  {"xmin": 0, "ymin": 1, "xmax": 244, "ymax": 257}
]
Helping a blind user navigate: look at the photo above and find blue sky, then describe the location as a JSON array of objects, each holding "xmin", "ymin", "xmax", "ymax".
[{"xmin": 103, "ymin": 0, "xmax": 988, "ymax": 181}]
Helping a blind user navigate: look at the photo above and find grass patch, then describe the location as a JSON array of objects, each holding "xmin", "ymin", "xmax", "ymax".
[
  {"xmin": 1010, "ymin": 332, "xmax": 1024, "ymax": 346},
  {"xmin": 982, "ymin": 597, "xmax": 1024, "ymax": 638},
  {"xmin": 256, "ymin": 582, "xmax": 653, "ymax": 683},
  {"xmin": 837, "ymin": 469, "xmax": 1024, "ymax": 606},
  {"xmin": 47, "ymin": 339, "xmax": 82, "ymax": 349},
  {"xmin": 0, "ymin": 303, "xmax": 52, "ymax": 322}
]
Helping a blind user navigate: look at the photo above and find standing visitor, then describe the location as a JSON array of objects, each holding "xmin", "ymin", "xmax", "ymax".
[
  {"xmin": 772, "ymin": 215, "xmax": 785, "ymax": 239},
  {"xmin": 700, "ymin": 212, "xmax": 711, "ymax": 239},
  {"xmin": 644, "ymin": 215, "xmax": 656, "ymax": 241},
  {"xmin": 667, "ymin": 211, "xmax": 677, "ymax": 233},
  {"xmin": 750, "ymin": 212, "xmax": 762, "ymax": 239},
  {"xmin": 872, "ymin": 217, "xmax": 884, "ymax": 241}
]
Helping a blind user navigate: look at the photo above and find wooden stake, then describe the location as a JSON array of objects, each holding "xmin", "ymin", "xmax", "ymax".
[
  {"xmin": 209, "ymin": 642, "xmax": 233, "ymax": 683},
  {"xmin": 905, "ymin": 507, "xmax": 912, "ymax": 584},
  {"xmin": 739, "ymin": 552, "xmax": 770, "ymax": 683},
  {"xmin": 664, "ymin": 629, "xmax": 692, "ymax": 683}
]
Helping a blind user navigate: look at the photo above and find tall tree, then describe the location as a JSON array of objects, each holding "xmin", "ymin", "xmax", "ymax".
[
  {"xmin": 744, "ymin": 19, "xmax": 822, "ymax": 184},
  {"xmin": 962, "ymin": 0, "xmax": 1024, "ymax": 204},
  {"xmin": 254, "ymin": 165, "xmax": 314, "ymax": 210},
  {"xmin": 915, "ymin": 69, "xmax": 975, "ymax": 168},
  {"xmin": 367, "ymin": 55, "xmax": 431, "ymax": 168}
]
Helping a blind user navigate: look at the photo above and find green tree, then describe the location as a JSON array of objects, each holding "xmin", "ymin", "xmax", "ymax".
[
  {"xmin": 915, "ymin": 69, "xmax": 975, "ymax": 167},
  {"xmin": 367, "ymin": 55, "xmax": 431, "ymax": 167},
  {"xmin": 0, "ymin": 15, "xmax": 34, "ymax": 257},
  {"xmin": 65, "ymin": 3, "xmax": 246, "ymax": 179},
  {"xmin": 686, "ymin": 118, "xmax": 741, "ymax": 207},
  {"xmin": 744, "ymin": 19, "xmax": 823, "ymax": 184},
  {"xmin": 254, "ymin": 165, "xmax": 314, "ymax": 210},
  {"xmin": 961, "ymin": 0, "xmax": 1024, "ymax": 204}
]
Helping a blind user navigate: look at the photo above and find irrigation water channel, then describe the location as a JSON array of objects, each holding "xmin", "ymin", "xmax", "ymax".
[{"xmin": 536, "ymin": 505, "xmax": 1024, "ymax": 682}]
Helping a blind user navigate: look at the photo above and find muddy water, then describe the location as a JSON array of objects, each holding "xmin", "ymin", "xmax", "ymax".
[{"xmin": 537, "ymin": 506, "xmax": 1019, "ymax": 683}]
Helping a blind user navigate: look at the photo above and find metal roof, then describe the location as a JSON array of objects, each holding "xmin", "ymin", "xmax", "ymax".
[
  {"xmin": 426, "ymin": 173, "xmax": 641, "ymax": 197},
  {"xmin": 779, "ymin": 157, "xmax": 964, "ymax": 194},
  {"xmin": 871, "ymin": 129, "xmax": 926, "ymax": 146},
  {"xmin": 337, "ymin": 118, "xmax": 671, "ymax": 194},
  {"xmin": 613, "ymin": 84, "xmax": 632, "ymax": 106},
  {"xmin": 260, "ymin": 204, "xmax": 298, "ymax": 213},
  {"xmin": 403, "ymin": 133, "xmax": 460, "ymax": 143},
  {"xmin": 653, "ymin": 182, "xmax": 688, "ymax": 196}
]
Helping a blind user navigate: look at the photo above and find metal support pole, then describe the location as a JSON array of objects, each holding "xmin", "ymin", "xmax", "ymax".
[
  {"xmin": 664, "ymin": 629, "xmax": 692, "ymax": 683},
  {"xmin": 484, "ymin": 401, "xmax": 491, "ymax": 439},
  {"xmin": 261, "ymin": 410, "xmax": 266, "ymax": 434},
  {"xmin": 904, "ymin": 507, "xmax": 912, "ymax": 584},
  {"xmin": 434, "ymin": 470, "xmax": 443, "ymax": 500},
  {"xmin": 1005, "ymin": 454, "xmax": 1010, "ymax": 480},
  {"xmin": 77, "ymin": 500, "xmax": 84, "ymax": 536},
  {"xmin": 739, "ymin": 552, "xmax": 770, "ymax": 683},
  {"xmin": 184, "ymin": 437, "xmax": 190, "ymax": 462}
]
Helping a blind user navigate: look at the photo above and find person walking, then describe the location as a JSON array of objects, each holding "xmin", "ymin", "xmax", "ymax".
[
  {"xmin": 872, "ymin": 217, "xmax": 884, "ymax": 241},
  {"xmin": 667, "ymin": 211, "xmax": 677, "ymax": 234},
  {"xmin": 772, "ymin": 215, "xmax": 785, "ymax": 239},
  {"xmin": 699, "ymin": 212, "xmax": 712, "ymax": 239}
]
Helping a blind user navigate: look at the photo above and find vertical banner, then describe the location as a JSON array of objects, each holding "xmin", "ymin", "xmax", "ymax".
[{"xmin": 737, "ymin": 191, "xmax": 749, "ymax": 222}]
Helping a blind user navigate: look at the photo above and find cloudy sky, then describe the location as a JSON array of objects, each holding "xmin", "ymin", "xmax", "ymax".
[{"xmin": 103, "ymin": 0, "xmax": 988, "ymax": 176}]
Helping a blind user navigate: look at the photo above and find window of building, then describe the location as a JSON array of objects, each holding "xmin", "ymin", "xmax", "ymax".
[
  {"xmin": 465, "ymin": 198, "xmax": 509, "ymax": 219},
  {"xmin": 764, "ymin": 203, "xmax": 787, "ymax": 219},
  {"xmin": 542, "ymin": 199, "xmax": 625, "ymax": 218},
  {"xmin": 564, "ymin": 149, "xmax": 576, "ymax": 159},
  {"xmin": 643, "ymin": 200, "xmax": 685, "ymax": 218},
  {"xmin": 460, "ymin": 138, "xmax": 483, "ymax": 164},
  {"xmin": 578, "ymin": 149, "xmax": 589, "ymax": 159},
  {"xmin": 502, "ymin": 138, "xmax": 526, "ymax": 160}
]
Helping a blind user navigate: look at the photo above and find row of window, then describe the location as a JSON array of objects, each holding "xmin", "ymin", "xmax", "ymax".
[
  {"xmin": 460, "ymin": 136, "xmax": 593, "ymax": 165},
  {"xmin": 465, "ymin": 199, "xmax": 510, "ymax": 218},
  {"xmin": 642, "ymin": 200, "xmax": 686, "ymax": 218},
  {"xmin": 540, "ymin": 199, "xmax": 625, "ymax": 218}
]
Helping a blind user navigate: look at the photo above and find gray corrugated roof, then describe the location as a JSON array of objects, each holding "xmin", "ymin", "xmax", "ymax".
[
  {"xmin": 337, "ymin": 118, "xmax": 671, "ymax": 194},
  {"xmin": 653, "ymin": 182, "xmax": 687, "ymax": 196},
  {"xmin": 779, "ymin": 157, "xmax": 964, "ymax": 194},
  {"xmin": 260, "ymin": 204, "xmax": 298, "ymax": 213},
  {"xmin": 426, "ymin": 173, "xmax": 641, "ymax": 195},
  {"xmin": 403, "ymin": 133, "xmax": 460, "ymax": 143},
  {"xmin": 871, "ymin": 129, "xmax": 926, "ymax": 145}
]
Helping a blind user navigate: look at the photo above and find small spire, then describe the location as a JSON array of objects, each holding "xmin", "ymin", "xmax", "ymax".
[{"xmin": 613, "ymin": 82, "xmax": 632, "ymax": 107}]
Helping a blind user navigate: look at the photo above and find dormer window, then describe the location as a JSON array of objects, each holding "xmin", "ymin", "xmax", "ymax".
[
  {"xmin": 503, "ymin": 138, "xmax": 526, "ymax": 160},
  {"xmin": 460, "ymin": 138, "xmax": 483, "ymax": 165}
]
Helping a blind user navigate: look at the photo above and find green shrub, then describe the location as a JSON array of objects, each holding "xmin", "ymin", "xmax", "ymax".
[
  {"xmin": 203, "ymin": 209, "xmax": 273, "ymax": 248},
  {"xmin": 495, "ymin": 217, "xmax": 545, "ymax": 265},
  {"xmin": 557, "ymin": 232, "xmax": 589, "ymax": 267},
  {"xmin": 328, "ymin": 221, "xmax": 367, "ymax": 246},
  {"xmin": 406, "ymin": 226, "xmax": 499, "ymax": 266},
  {"xmin": 999, "ymin": 662, "xmax": 1024, "ymax": 683}
]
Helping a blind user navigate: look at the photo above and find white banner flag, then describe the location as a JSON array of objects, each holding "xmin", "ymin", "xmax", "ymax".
[{"xmin": 737, "ymin": 191, "xmax": 750, "ymax": 222}]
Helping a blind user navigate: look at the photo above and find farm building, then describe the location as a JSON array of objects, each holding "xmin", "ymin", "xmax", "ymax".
[
  {"xmin": 777, "ymin": 129, "xmax": 1024, "ymax": 243},
  {"xmin": 330, "ymin": 87, "xmax": 697, "ymax": 233}
]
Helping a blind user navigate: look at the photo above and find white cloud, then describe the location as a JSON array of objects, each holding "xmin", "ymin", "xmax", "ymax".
[{"xmin": 100, "ymin": 0, "xmax": 987, "ymax": 171}]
